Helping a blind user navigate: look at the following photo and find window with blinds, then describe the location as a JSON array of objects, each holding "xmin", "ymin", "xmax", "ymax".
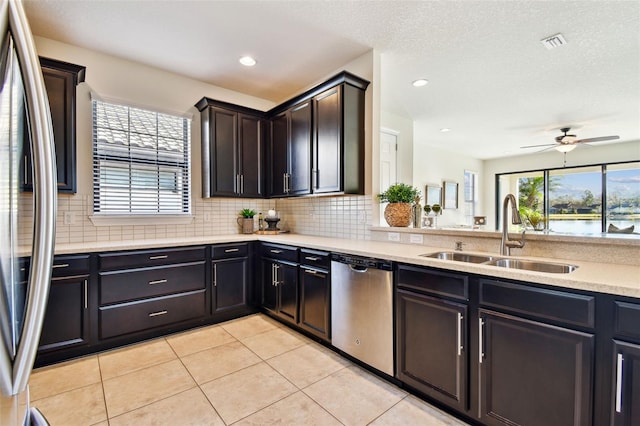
[{"xmin": 92, "ymin": 100, "xmax": 191, "ymax": 215}]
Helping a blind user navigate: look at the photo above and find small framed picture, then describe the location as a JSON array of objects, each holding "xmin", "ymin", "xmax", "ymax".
[
  {"xmin": 443, "ymin": 181, "xmax": 458, "ymax": 209},
  {"xmin": 425, "ymin": 184, "xmax": 442, "ymax": 206}
]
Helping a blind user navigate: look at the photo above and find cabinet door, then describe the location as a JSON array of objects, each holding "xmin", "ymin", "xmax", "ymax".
[
  {"xmin": 270, "ymin": 113, "xmax": 288, "ymax": 197},
  {"xmin": 277, "ymin": 262, "xmax": 298, "ymax": 323},
  {"xmin": 612, "ymin": 341, "xmax": 640, "ymax": 426},
  {"xmin": 396, "ymin": 289, "xmax": 467, "ymax": 411},
  {"xmin": 313, "ymin": 86, "xmax": 341, "ymax": 193},
  {"xmin": 480, "ymin": 310, "xmax": 594, "ymax": 426},
  {"xmin": 22, "ymin": 58, "xmax": 85, "ymax": 193},
  {"xmin": 38, "ymin": 275, "xmax": 89, "ymax": 352},
  {"xmin": 212, "ymin": 258, "xmax": 248, "ymax": 314},
  {"xmin": 261, "ymin": 259, "xmax": 278, "ymax": 312},
  {"xmin": 238, "ymin": 113, "xmax": 263, "ymax": 197},
  {"xmin": 299, "ymin": 266, "xmax": 330, "ymax": 340},
  {"xmin": 288, "ymin": 101, "xmax": 311, "ymax": 195},
  {"xmin": 208, "ymin": 107, "xmax": 238, "ymax": 196}
]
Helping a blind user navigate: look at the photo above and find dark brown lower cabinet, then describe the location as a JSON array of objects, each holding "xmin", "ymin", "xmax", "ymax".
[
  {"xmin": 261, "ymin": 258, "xmax": 298, "ymax": 325},
  {"xmin": 396, "ymin": 289, "xmax": 467, "ymax": 411},
  {"xmin": 212, "ymin": 257, "xmax": 249, "ymax": 314},
  {"xmin": 611, "ymin": 341, "xmax": 640, "ymax": 426},
  {"xmin": 39, "ymin": 274, "xmax": 90, "ymax": 352},
  {"xmin": 298, "ymin": 265, "xmax": 330, "ymax": 341},
  {"xmin": 479, "ymin": 310, "xmax": 594, "ymax": 426}
]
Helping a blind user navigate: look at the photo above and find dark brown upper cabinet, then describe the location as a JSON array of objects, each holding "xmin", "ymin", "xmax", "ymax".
[
  {"xmin": 196, "ymin": 71, "xmax": 369, "ymax": 199},
  {"xmin": 22, "ymin": 57, "xmax": 86, "ymax": 193},
  {"xmin": 195, "ymin": 99, "xmax": 265, "ymax": 198},
  {"xmin": 269, "ymin": 101, "xmax": 312, "ymax": 197}
]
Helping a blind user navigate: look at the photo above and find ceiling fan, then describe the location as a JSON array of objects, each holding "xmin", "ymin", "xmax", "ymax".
[{"xmin": 521, "ymin": 127, "xmax": 620, "ymax": 153}]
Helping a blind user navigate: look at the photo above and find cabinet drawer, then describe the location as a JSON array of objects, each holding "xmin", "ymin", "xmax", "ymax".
[
  {"xmin": 99, "ymin": 246, "xmax": 206, "ymax": 271},
  {"xmin": 212, "ymin": 243, "xmax": 249, "ymax": 259},
  {"xmin": 99, "ymin": 290, "xmax": 206, "ymax": 339},
  {"xmin": 22, "ymin": 255, "xmax": 90, "ymax": 279},
  {"xmin": 614, "ymin": 300, "xmax": 640, "ymax": 341},
  {"xmin": 300, "ymin": 249, "xmax": 330, "ymax": 270},
  {"xmin": 261, "ymin": 243, "xmax": 298, "ymax": 263},
  {"xmin": 396, "ymin": 264, "xmax": 468, "ymax": 301},
  {"xmin": 99, "ymin": 262, "xmax": 205, "ymax": 305},
  {"xmin": 51, "ymin": 255, "xmax": 91, "ymax": 277},
  {"xmin": 480, "ymin": 279, "xmax": 595, "ymax": 329}
]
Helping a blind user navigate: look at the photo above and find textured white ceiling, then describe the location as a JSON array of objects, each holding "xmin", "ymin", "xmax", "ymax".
[{"xmin": 23, "ymin": 0, "xmax": 640, "ymax": 159}]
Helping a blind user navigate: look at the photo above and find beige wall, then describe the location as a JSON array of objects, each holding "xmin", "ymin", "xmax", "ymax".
[{"xmin": 20, "ymin": 37, "xmax": 375, "ymax": 246}]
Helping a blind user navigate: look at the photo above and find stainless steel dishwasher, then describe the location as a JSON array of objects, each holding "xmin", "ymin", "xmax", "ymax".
[{"xmin": 331, "ymin": 253, "xmax": 394, "ymax": 376}]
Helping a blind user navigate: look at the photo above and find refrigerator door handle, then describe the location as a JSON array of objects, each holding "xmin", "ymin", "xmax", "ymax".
[{"xmin": 4, "ymin": 0, "xmax": 57, "ymax": 396}]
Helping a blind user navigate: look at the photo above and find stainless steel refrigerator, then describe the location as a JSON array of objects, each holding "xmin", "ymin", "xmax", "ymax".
[{"xmin": 1, "ymin": 0, "xmax": 56, "ymax": 424}]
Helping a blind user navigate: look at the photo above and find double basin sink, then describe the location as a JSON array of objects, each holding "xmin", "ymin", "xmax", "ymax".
[{"xmin": 420, "ymin": 251, "xmax": 578, "ymax": 274}]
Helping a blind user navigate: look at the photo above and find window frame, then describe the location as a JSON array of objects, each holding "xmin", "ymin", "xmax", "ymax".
[
  {"xmin": 91, "ymin": 99, "xmax": 192, "ymax": 218},
  {"xmin": 495, "ymin": 160, "xmax": 639, "ymax": 233}
]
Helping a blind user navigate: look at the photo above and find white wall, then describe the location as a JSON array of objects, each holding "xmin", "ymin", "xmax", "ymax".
[
  {"xmin": 482, "ymin": 140, "xmax": 640, "ymax": 229},
  {"xmin": 412, "ymin": 141, "xmax": 483, "ymax": 226}
]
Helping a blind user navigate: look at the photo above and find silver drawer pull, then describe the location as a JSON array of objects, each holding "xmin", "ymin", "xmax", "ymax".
[
  {"xmin": 148, "ymin": 279, "xmax": 167, "ymax": 285},
  {"xmin": 305, "ymin": 256, "xmax": 320, "ymax": 261},
  {"xmin": 616, "ymin": 353, "xmax": 624, "ymax": 413},
  {"xmin": 149, "ymin": 255, "xmax": 168, "ymax": 260},
  {"xmin": 149, "ymin": 310, "xmax": 168, "ymax": 317},
  {"xmin": 224, "ymin": 248, "xmax": 240, "ymax": 253},
  {"xmin": 270, "ymin": 249, "xmax": 283, "ymax": 254},
  {"xmin": 304, "ymin": 269, "xmax": 318, "ymax": 275},
  {"xmin": 52, "ymin": 263, "xmax": 69, "ymax": 269}
]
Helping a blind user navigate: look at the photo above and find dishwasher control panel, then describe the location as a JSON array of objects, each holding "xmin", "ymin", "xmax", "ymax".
[{"xmin": 331, "ymin": 253, "xmax": 393, "ymax": 271}]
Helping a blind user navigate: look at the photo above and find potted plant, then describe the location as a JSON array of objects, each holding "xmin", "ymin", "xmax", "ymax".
[
  {"xmin": 237, "ymin": 209, "xmax": 256, "ymax": 234},
  {"xmin": 377, "ymin": 183, "xmax": 420, "ymax": 227}
]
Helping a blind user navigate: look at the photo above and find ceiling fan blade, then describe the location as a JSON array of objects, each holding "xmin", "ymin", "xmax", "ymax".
[
  {"xmin": 520, "ymin": 143, "xmax": 556, "ymax": 149},
  {"xmin": 575, "ymin": 135, "xmax": 620, "ymax": 143}
]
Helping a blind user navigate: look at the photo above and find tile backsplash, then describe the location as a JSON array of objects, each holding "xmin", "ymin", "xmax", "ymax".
[{"xmin": 18, "ymin": 193, "xmax": 373, "ymax": 246}]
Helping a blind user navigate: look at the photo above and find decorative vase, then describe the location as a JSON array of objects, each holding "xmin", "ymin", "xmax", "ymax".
[
  {"xmin": 237, "ymin": 217, "xmax": 254, "ymax": 234},
  {"xmin": 384, "ymin": 203, "xmax": 412, "ymax": 227}
]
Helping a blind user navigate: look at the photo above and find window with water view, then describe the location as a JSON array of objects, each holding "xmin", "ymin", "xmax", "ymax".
[{"xmin": 497, "ymin": 161, "xmax": 639, "ymax": 234}]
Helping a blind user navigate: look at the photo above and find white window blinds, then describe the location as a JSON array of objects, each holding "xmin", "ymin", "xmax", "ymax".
[{"xmin": 92, "ymin": 100, "xmax": 191, "ymax": 214}]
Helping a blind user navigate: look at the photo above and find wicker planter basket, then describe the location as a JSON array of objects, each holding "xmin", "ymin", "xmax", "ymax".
[{"xmin": 384, "ymin": 203, "xmax": 412, "ymax": 227}]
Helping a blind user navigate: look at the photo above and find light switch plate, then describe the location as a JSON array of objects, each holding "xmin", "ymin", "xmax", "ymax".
[
  {"xmin": 388, "ymin": 232, "xmax": 400, "ymax": 242},
  {"xmin": 409, "ymin": 234, "xmax": 424, "ymax": 244}
]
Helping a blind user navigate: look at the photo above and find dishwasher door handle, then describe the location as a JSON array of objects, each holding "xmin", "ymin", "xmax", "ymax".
[{"xmin": 348, "ymin": 264, "xmax": 369, "ymax": 273}]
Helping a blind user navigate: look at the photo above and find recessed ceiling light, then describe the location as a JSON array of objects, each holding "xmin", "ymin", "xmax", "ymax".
[
  {"xmin": 239, "ymin": 56, "xmax": 257, "ymax": 67},
  {"xmin": 440, "ymin": 128, "xmax": 451, "ymax": 132},
  {"xmin": 412, "ymin": 79, "xmax": 428, "ymax": 87}
]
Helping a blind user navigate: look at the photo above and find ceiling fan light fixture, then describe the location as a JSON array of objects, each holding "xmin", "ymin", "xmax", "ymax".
[{"xmin": 555, "ymin": 144, "xmax": 577, "ymax": 153}]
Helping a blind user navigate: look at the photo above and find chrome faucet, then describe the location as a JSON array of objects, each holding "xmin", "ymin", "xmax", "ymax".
[{"xmin": 500, "ymin": 194, "xmax": 526, "ymax": 256}]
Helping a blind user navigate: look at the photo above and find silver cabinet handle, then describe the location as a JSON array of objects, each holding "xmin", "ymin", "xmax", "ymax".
[
  {"xmin": 271, "ymin": 263, "xmax": 276, "ymax": 286},
  {"xmin": 273, "ymin": 264, "xmax": 280, "ymax": 286},
  {"xmin": 457, "ymin": 313, "xmax": 463, "ymax": 356},
  {"xmin": 305, "ymin": 256, "xmax": 320, "ymax": 261},
  {"xmin": 283, "ymin": 172, "xmax": 287, "ymax": 193},
  {"xmin": 149, "ymin": 310, "xmax": 168, "ymax": 317},
  {"xmin": 313, "ymin": 169, "xmax": 319, "ymax": 189},
  {"xmin": 52, "ymin": 263, "xmax": 69, "ymax": 269},
  {"xmin": 213, "ymin": 263, "xmax": 217, "ymax": 287},
  {"xmin": 240, "ymin": 174, "xmax": 244, "ymax": 194},
  {"xmin": 224, "ymin": 248, "xmax": 240, "ymax": 253},
  {"xmin": 479, "ymin": 318, "xmax": 485, "ymax": 364},
  {"xmin": 84, "ymin": 280, "xmax": 88, "ymax": 310},
  {"xmin": 616, "ymin": 353, "xmax": 624, "ymax": 413},
  {"xmin": 148, "ymin": 279, "xmax": 167, "ymax": 285},
  {"xmin": 270, "ymin": 249, "xmax": 283, "ymax": 254},
  {"xmin": 304, "ymin": 269, "xmax": 326, "ymax": 279},
  {"xmin": 24, "ymin": 155, "xmax": 28, "ymax": 183},
  {"xmin": 149, "ymin": 255, "xmax": 168, "ymax": 260}
]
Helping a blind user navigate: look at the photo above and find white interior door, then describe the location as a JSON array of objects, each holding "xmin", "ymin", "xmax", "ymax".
[{"xmin": 380, "ymin": 128, "xmax": 398, "ymax": 192}]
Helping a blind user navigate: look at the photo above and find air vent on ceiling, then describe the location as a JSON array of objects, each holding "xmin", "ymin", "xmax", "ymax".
[{"xmin": 540, "ymin": 33, "xmax": 567, "ymax": 50}]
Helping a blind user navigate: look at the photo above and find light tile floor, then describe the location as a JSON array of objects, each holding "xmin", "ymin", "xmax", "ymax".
[{"xmin": 30, "ymin": 314, "xmax": 470, "ymax": 426}]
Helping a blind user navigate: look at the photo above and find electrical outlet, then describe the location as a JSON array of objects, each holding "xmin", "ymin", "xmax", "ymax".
[
  {"xmin": 409, "ymin": 234, "xmax": 424, "ymax": 244},
  {"xmin": 388, "ymin": 232, "xmax": 400, "ymax": 242},
  {"xmin": 63, "ymin": 212, "xmax": 74, "ymax": 225}
]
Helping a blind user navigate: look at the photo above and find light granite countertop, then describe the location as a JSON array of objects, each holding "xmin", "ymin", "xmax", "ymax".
[{"xmin": 35, "ymin": 233, "xmax": 640, "ymax": 299}]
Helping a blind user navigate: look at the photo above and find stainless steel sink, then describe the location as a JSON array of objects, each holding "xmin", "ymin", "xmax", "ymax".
[
  {"xmin": 420, "ymin": 251, "xmax": 498, "ymax": 264},
  {"xmin": 486, "ymin": 258, "xmax": 578, "ymax": 274}
]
